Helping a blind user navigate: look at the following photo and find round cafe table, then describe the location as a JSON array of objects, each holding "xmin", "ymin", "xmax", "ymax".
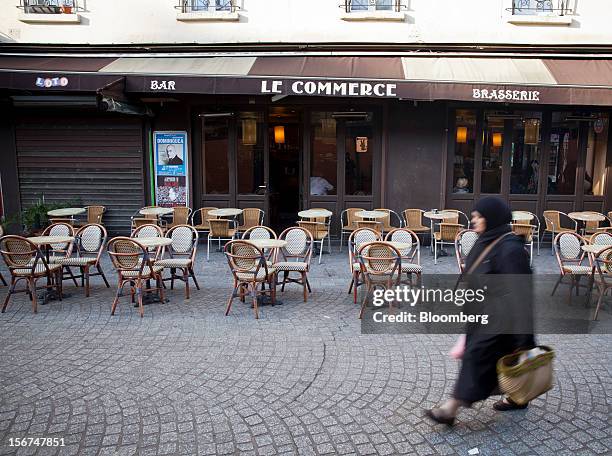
[
  {"xmin": 356, "ymin": 210, "xmax": 387, "ymax": 220},
  {"xmin": 132, "ymin": 237, "xmax": 173, "ymax": 249},
  {"xmin": 28, "ymin": 235, "xmax": 75, "ymax": 302},
  {"xmin": 384, "ymin": 241, "xmax": 413, "ymax": 251},
  {"xmin": 248, "ymin": 239, "xmax": 287, "ymax": 250},
  {"xmin": 582, "ymin": 244, "xmax": 611, "ymax": 255},
  {"xmin": 512, "ymin": 211, "xmax": 533, "ymax": 222},
  {"xmin": 139, "ymin": 207, "xmax": 174, "ymax": 217},
  {"xmin": 47, "ymin": 207, "xmax": 85, "ymax": 217},
  {"xmin": 298, "ymin": 209, "xmax": 332, "ymax": 219},
  {"xmin": 209, "ymin": 208, "xmax": 243, "ymax": 218},
  {"xmin": 568, "ymin": 212, "xmax": 605, "ymax": 235}
]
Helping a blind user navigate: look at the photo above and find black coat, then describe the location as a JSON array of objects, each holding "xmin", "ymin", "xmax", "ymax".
[{"xmin": 454, "ymin": 232, "xmax": 535, "ymax": 405}]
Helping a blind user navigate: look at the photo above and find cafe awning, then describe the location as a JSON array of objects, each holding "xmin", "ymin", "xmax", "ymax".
[{"xmin": 1, "ymin": 54, "xmax": 612, "ymax": 106}]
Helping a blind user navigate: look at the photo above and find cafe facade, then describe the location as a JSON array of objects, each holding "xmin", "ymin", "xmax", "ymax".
[{"xmin": 0, "ymin": 52, "xmax": 611, "ymax": 234}]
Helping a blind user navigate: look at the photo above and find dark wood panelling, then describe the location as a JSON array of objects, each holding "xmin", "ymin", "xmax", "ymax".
[
  {"xmin": 508, "ymin": 197, "xmax": 538, "ymax": 214},
  {"xmin": 0, "ymin": 101, "xmax": 20, "ymax": 230},
  {"xmin": 583, "ymin": 198, "xmax": 605, "ymax": 213},
  {"xmin": 14, "ymin": 115, "xmax": 145, "ymax": 234},
  {"xmin": 386, "ymin": 102, "xmax": 446, "ymax": 213}
]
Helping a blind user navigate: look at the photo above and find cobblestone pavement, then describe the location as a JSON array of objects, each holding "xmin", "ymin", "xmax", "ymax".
[{"xmin": 0, "ymin": 245, "xmax": 610, "ymax": 456}]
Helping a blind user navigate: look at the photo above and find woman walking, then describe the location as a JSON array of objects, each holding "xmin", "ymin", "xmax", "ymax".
[{"xmin": 426, "ymin": 196, "xmax": 535, "ymax": 425}]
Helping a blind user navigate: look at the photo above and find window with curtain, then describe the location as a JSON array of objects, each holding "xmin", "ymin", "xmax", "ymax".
[
  {"xmin": 345, "ymin": 117, "xmax": 374, "ymax": 196},
  {"xmin": 585, "ymin": 113, "xmax": 609, "ymax": 196},
  {"xmin": 349, "ymin": 0, "xmax": 394, "ymax": 11},
  {"xmin": 548, "ymin": 112, "xmax": 580, "ymax": 195},
  {"xmin": 481, "ymin": 114, "xmax": 504, "ymax": 194},
  {"xmin": 310, "ymin": 112, "xmax": 337, "ymax": 196},
  {"xmin": 453, "ymin": 110, "xmax": 476, "ymax": 194},
  {"xmin": 203, "ymin": 117, "xmax": 229, "ymax": 194},
  {"xmin": 511, "ymin": 0, "xmax": 554, "ymax": 15},
  {"xmin": 189, "ymin": 0, "xmax": 232, "ymax": 12},
  {"xmin": 237, "ymin": 112, "xmax": 265, "ymax": 195},
  {"xmin": 510, "ymin": 112, "xmax": 542, "ymax": 194}
]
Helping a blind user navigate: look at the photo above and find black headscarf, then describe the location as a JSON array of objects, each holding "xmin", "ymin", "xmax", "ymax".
[{"xmin": 464, "ymin": 197, "xmax": 512, "ymax": 272}]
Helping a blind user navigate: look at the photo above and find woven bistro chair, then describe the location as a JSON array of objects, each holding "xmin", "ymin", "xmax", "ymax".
[
  {"xmin": 300, "ymin": 208, "xmax": 332, "ymax": 260},
  {"xmin": 207, "ymin": 219, "xmax": 237, "ymax": 261},
  {"xmin": 132, "ymin": 223, "xmax": 165, "ymax": 257},
  {"xmin": 402, "ymin": 209, "xmax": 429, "ymax": 243},
  {"xmin": 167, "ymin": 207, "xmax": 192, "ymax": 230},
  {"xmin": 512, "ymin": 211, "xmax": 541, "ymax": 255},
  {"xmin": 274, "ymin": 227, "xmax": 313, "ymax": 302},
  {"xmin": 224, "ymin": 240, "xmax": 276, "ymax": 319},
  {"xmin": 441, "ymin": 209, "xmax": 469, "ymax": 227},
  {"xmin": 348, "ymin": 228, "xmax": 381, "ymax": 304},
  {"xmin": 590, "ymin": 231, "xmax": 612, "ymax": 246},
  {"xmin": 0, "ymin": 225, "xmax": 6, "ymax": 286},
  {"xmin": 357, "ymin": 241, "xmax": 401, "ymax": 319},
  {"xmin": 375, "ymin": 208, "xmax": 403, "ymax": 234},
  {"xmin": 0, "ymin": 235, "xmax": 63, "ymax": 314},
  {"xmin": 511, "ymin": 223, "xmax": 537, "ymax": 266},
  {"xmin": 543, "ymin": 211, "xmax": 577, "ymax": 254},
  {"xmin": 385, "ymin": 228, "xmax": 422, "ymax": 286},
  {"xmin": 339, "ymin": 208, "xmax": 365, "ymax": 252},
  {"xmin": 51, "ymin": 224, "xmax": 110, "ymax": 297},
  {"xmin": 190, "ymin": 207, "xmax": 218, "ymax": 239},
  {"xmin": 434, "ymin": 223, "xmax": 464, "ymax": 264},
  {"xmin": 297, "ymin": 220, "xmax": 330, "ymax": 265},
  {"xmin": 236, "ymin": 208, "xmax": 265, "ymax": 233},
  {"xmin": 131, "ymin": 206, "xmax": 164, "ymax": 229},
  {"xmin": 107, "ymin": 237, "xmax": 164, "ymax": 318},
  {"xmin": 354, "ymin": 219, "xmax": 383, "ymax": 235},
  {"xmin": 455, "ymin": 229, "xmax": 479, "ymax": 273},
  {"xmin": 41, "ymin": 223, "xmax": 75, "ymax": 274},
  {"xmin": 154, "ymin": 225, "xmax": 200, "ymax": 299},
  {"xmin": 591, "ymin": 245, "xmax": 612, "ymax": 320},
  {"xmin": 552, "ymin": 232, "xmax": 591, "ymax": 305},
  {"xmin": 75, "ymin": 205, "xmax": 106, "ymax": 227},
  {"xmin": 48, "ymin": 217, "xmax": 75, "ymax": 226},
  {"xmin": 241, "ymin": 225, "xmax": 277, "ymax": 263}
]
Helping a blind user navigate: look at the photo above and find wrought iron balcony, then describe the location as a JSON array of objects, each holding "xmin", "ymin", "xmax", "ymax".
[
  {"xmin": 341, "ymin": 1, "xmax": 406, "ymax": 14},
  {"xmin": 509, "ymin": 0, "xmax": 573, "ymax": 16},
  {"xmin": 19, "ymin": 0, "xmax": 81, "ymax": 14},
  {"xmin": 177, "ymin": 0, "xmax": 239, "ymax": 13}
]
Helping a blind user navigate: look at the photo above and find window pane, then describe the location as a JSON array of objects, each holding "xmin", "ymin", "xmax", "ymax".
[
  {"xmin": 453, "ymin": 109, "xmax": 476, "ymax": 193},
  {"xmin": 191, "ymin": 0, "xmax": 208, "ymax": 11},
  {"xmin": 376, "ymin": 1, "xmax": 393, "ymax": 11},
  {"xmin": 548, "ymin": 113, "xmax": 579, "ymax": 195},
  {"xmin": 216, "ymin": 0, "xmax": 231, "ymax": 11},
  {"xmin": 345, "ymin": 116, "xmax": 373, "ymax": 196},
  {"xmin": 512, "ymin": 0, "xmax": 553, "ymax": 15},
  {"xmin": 204, "ymin": 117, "xmax": 229, "ymax": 194},
  {"xmin": 510, "ymin": 113, "xmax": 542, "ymax": 194},
  {"xmin": 481, "ymin": 114, "xmax": 504, "ymax": 194},
  {"xmin": 585, "ymin": 113, "xmax": 608, "ymax": 196},
  {"xmin": 350, "ymin": 0, "xmax": 368, "ymax": 11},
  {"xmin": 310, "ymin": 112, "xmax": 337, "ymax": 196},
  {"xmin": 237, "ymin": 112, "xmax": 264, "ymax": 194}
]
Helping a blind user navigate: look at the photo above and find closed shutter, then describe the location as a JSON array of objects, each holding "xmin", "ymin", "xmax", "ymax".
[{"xmin": 15, "ymin": 115, "xmax": 145, "ymax": 234}]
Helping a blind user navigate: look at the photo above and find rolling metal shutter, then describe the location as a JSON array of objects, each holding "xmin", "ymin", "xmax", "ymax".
[{"xmin": 15, "ymin": 115, "xmax": 145, "ymax": 234}]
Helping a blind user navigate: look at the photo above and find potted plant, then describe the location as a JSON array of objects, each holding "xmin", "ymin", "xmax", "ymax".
[{"xmin": 61, "ymin": 0, "xmax": 73, "ymax": 14}]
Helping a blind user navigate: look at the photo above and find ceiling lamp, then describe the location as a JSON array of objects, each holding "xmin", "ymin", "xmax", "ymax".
[
  {"xmin": 274, "ymin": 125, "xmax": 285, "ymax": 144},
  {"xmin": 524, "ymin": 118, "xmax": 540, "ymax": 145},
  {"xmin": 456, "ymin": 126, "xmax": 467, "ymax": 144},
  {"xmin": 241, "ymin": 118, "xmax": 257, "ymax": 145},
  {"xmin": 493, "ymin": 132, "xmax": 503, "ymax": 148}
]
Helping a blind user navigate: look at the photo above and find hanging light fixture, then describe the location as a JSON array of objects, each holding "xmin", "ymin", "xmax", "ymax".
[
  {"xmin": 274, "ymin": 125, "xmax": 285, "ymax": 144},
  {"xmin": 493, "ymin": 132, "xmax": 503, "ymax": 148},
  {"xmin": 241, "ymin": 118, "xmax": 257, "ymax": 145},
  {"xmin": 456, "ymin": 126, "xmax": 468, "ymax": 144},
  {"xmin": 524, "ymin": 118, "xmax": 540, "ymax": 145}
]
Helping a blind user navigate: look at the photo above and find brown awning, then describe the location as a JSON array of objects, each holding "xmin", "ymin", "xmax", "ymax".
[{"xmin": 1, "ymin": 55, "xmax": 612, "ymax": 106}]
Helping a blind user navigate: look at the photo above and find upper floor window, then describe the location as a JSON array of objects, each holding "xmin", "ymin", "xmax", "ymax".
[
  {"xmin": 182, "ymin": 0, "xmax": 233, "ymax": 13},
  {"xmin": 510, "ymin": 0, "xmax": 572, "ymax": 16},
  {"xmin": 344, "ymin": 1, "xmax": 402, "ymax": 13}
]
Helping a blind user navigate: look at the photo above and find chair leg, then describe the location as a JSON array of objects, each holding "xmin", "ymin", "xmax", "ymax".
[
  {"xmin": 339, "ymin": 231, "xmax": 344, "ymax": 252},
  {"xmin": 0, "ymin": 272, "xmax": 6, "ymax": 286},
  {"xmin": 348, "ymin": 279, "xmax": 354, "ymax": 294},
  {"xmin": 2, "ymin": 277, "xmax": 15, "ymax": 313},
  {"xmin": 157, "ymin": 274, "xmax": 165, "ymax": 302},
  {"xmin": 207, "ymin": 237, "xmax": 210, "ymax": 261},
  {"xmin": 593, "ymin": 287, "xmax": 605, "ymax": 320},
  {"xmin": 96, "ymin": 264, "xmax": 110, "ymax": 288},
  {"xmin": 353, "ymin": 273, "xmax": 359, "ymax": 304},
  {"xmin": 111, "ymin": 279, "xmax": 123, "ymax": 315},
  {"xmin": 189, "ymin": 268, "xmax": 200, "ymax": 290},
  {"xmin": 184, "ymin": 269, "xmax": 190, "ymax": 299},
  {"xmin": 281, "ymin": 271, "xmax": 288, "ymax": 292},
  {"xmin": 66, "ymin": 267, "xmax": 79, "ymax": 287},
  {"xmin": 302, "ymin": 272, "xmax": 307, "ymax": 302},
  {"xmin": 137, "ymin": 281, "xmax": 144, "ymax": 318},
  {"xmin": 225, "ymin": 285, "xmax": 237, "ymax": 316},
  {"xmin": 305, "ymin": 275, "xmax": 312, "ymax": 293},
  {"xmin": 551, "ymin": 275, "xmax": 563, "ymax": 296},
  {"xmin": 84, "ymin": 266, "xmax": 90, "ymax": 297},
  {"xmin": 434, "ymin": 239, "xmax": 438, "ymax": 265},
  {"xmin": 252, "ymin": 286, "xmax": 259, "ymax": 319},
  {"xmin": 318, "ymin": 241, "xmax": 323, "ymax": 264},
  {"xmin": 359, "ymin": 284, "xmax": 371, "ymax": 319},
  {"xmin": 30, "ymin": 278, "xmax": 38, "ymax": 314}
]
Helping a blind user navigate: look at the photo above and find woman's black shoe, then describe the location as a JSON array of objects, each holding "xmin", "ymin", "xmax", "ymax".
[
  {"xmin": 425, "ymin": 408, "xmax": 456, "ymax": 426},
  {"xmin": 493, "ymin": 398, "xmax": 528, "ymax": 411}
]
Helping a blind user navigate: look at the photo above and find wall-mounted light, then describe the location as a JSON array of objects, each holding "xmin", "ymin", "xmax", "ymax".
[
  {"xmin": 456, "ymin": 126, "xmax": 468, "ymax": 144},
  {"xmin": 274, "ymin": 125, "xmax": 285, "ymax": 144},
  {"xmin": 524, "ymin": 118, "xmax": 540, "ymax": 145},
  {"xmin": 493, "ymin": 132, "xmax": 503, "ymax": 148},
  {"xmin": 241, "ymin": 118, "xmax": 257, "ymax": 145}
]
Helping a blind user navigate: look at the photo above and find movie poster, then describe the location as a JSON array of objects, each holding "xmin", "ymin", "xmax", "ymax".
[{"xmin": 154, "ymin": 131, "xmax": 189, "ymax": 207}]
